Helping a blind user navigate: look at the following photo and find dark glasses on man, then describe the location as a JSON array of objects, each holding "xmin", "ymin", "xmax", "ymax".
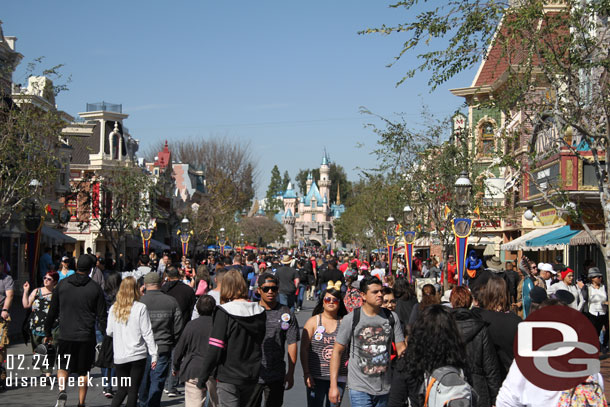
[
  {"xmin": 323, "ymin": 297, "xmax": 340, "ymax": 304},
  {"xmin": 260, "ymin": 286, "xmax": 278, "ymax": 293}
]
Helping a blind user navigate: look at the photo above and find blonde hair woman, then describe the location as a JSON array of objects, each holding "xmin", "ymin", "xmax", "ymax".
[{"xmin": 107, "ymin": 277, "xmax": 157, "ymax": 407}]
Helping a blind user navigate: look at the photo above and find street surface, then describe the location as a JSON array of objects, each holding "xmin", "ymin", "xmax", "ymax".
[{"xmin": 1, "ymin": 298, "xmax": 351, "ymax": 407}]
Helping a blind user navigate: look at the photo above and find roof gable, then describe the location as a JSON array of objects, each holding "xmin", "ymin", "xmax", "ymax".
[{"xmin": 303, "ymin": 181, "xmax": 324, "ymax": 207}]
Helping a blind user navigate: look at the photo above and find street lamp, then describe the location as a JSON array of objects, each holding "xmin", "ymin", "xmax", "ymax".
[
  {"xmin": 385, "ymin": 214, "xmax": 398, "ymax": 275},
  {"xmin": 177, "ymin": 216, "xmax": 193, "ymax": 257},
  {"xmin": 453, "ymin": 171, "xmax": 473, "ymax": 286},
  {"xmin": 402, "ymin": 205, "xmax": 416, "ymax": 282},
  {"xmin": 239, "ymin": 232, "xmax": 245, "ymax": 254},
  {"xmin": 25, "ymin": 179, "xmax": 44, "ymax": 285},
  {"xmin": 219, "ymin": 227, "xmax": 226, "ymax": 255}
]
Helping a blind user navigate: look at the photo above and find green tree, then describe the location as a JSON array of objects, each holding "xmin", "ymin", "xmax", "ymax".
[
  {"xmin": 265, "ymin": 165, "xmax": 283, "ymax": 214},
  {"xmin": 295, "ymin": 163, "xmax": 352, "ymax": 203},
  {"xmin": 240, "ymin": 216, "xmax": 286, "ymax": 247},
  {"xmin": 282, "ymin": 170, "xmax": 291, "ymax": 192}
]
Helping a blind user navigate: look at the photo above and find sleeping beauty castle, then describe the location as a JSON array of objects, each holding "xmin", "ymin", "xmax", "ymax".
[{"xmin": 274, "ymin": 153, "xmax": 345, "ymax": 248}]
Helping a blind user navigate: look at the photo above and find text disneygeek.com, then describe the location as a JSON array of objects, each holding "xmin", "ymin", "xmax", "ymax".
[{"xmin": 5, "ymin": 373, "xmax": 131, "ymax": 390}]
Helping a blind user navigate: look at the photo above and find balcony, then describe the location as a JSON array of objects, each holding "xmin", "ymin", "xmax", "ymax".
[{"xmin": 86, "ymin": 102, "xmax": 122, "ymax": 113}]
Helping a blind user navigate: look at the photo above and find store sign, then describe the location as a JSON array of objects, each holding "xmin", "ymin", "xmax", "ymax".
[{"xmin": 473, "ymin": 219, "xmax": 501, "ymax": 228}]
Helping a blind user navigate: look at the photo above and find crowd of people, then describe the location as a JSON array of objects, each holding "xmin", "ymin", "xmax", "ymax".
[{"xmin": 0, "ymin": 247, "xmax": 607, "ymax": 406}]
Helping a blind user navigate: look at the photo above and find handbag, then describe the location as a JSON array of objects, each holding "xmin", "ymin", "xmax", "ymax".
[{"xmin": 94, "ymin": 334, "xmax": 114, "ymax": 368}]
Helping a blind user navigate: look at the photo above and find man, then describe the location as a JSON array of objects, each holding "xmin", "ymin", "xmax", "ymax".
[
  {"xmin": 39, "ymin": 247, "xmax": 53, "ymax": 285},
  {"xmin": 44, "ymin": 255, "xmax": 107, "ymax": 407},
  {"xmin": 157, "ymin": 252, "xmax": 170, "ymax": 277},
  {"xmin": 90, "ymin": 256, "xmax": 106, "ymax": 288},
  {"xmin": 503, "ymin": 261, "xmax": 521, "ymax": 304},
  {"xmin": 138, "ymin": 272, "xmax": 183, "ymax": 406},
  {"xmin": 370, "ymin": 261, "xmax": 386, "ymax": 281},
  {"xmin": 329, "ymin": 276, "xmax": 405, "ymax": 407},
  {"xmin": 275, "ymin": 255, "xmax": 299, "ymax": 311},
  {"xmin": 539, "ymin": 263, "xmax": 556, "ymax": 290},
  {"xmin": 162, "ymin": 266, "xmax": 197, "ymax": 397},
  {"xmin": 247, "ymin": 273, "xmax": 299, "ymax": 407},
  {"xmin": 442, "ymin": 254, "xmax": 458, "ymax": 287},
  {"xmin": 318, "ymin": 259, "xmax": 344, "ymax": 292},
  {"xmin": 133, "ymin": 254, "xmax": 153, "ymax": 281},
  {"xmin": 0, "ymin": 261, "xmax": 14, "ymax": 369},
  {"xmin": 227, "ymin": 254, "xmax": 249, "ymax": 282}
]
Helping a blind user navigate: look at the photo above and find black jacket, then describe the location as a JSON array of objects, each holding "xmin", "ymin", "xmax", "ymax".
[
  {"xmin": 173, "ymin": 315, "xmax": 213, "ymax": 382},
  {"xmin": 395, "ymin": 297, "xmax": 417, "ymax": 336},
  {"xmin": 452, "ymin": 308, "xmax": 501, "ymax": 407},
  {"xmin": 44, "ymin": 272, "xmax": 107, "ymax": 342},
  {"xmin": 199, "ymin": 301, "xmax": 266, "ymax": 386},
  {"xmin": 162, "ymin": 280, "xmax": 197, "ymax": 326},
  {"xmin": 470, "ymin": 307, "xmax": 521, "ymax": 381},
  {"xmin": 140, "ymin": 290, "xmax": 183, "ymax": 353}
]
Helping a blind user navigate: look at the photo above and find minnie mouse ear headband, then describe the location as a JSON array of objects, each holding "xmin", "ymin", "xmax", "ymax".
[{"xmin": 327, "ymin": 280, "xmax": 342, "ymax": 290}]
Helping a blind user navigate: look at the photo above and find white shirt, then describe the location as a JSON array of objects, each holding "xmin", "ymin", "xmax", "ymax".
[
  {"xmin": 587, "ymin": 284, "xmax": 607, "ymax": 315},
  {"xmin": 496, "ymin": 360, "xmax": 604, "ymax": 407},
  {"xmin": 107, "ymin": 301, "xmax": 158, "ymax": 364},
  {"xmin": 547, "ymin": 281, "xmax": 584, "ymax": 311}
]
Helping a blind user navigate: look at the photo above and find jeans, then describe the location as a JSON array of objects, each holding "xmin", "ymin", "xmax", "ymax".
[
  {"xmin": 278, "ymin": 293, "xmax": 296, "ymax": 312},
  {"xmin": 102, "ymin": 367, "xmax": 116, "ymax": 392},
  {"xmin": 165, "ymin": 348, "xmax": 179, "ymax": 393},
  {"xmin": 349, "ymin": 389, "xmax": 389, "ymax": 407},
  {"xmin": 297, "ymin": 284, "xmax": 307, "ymax": 308},
  {"xmin": 307, "ymin": 379, "xmax": 346, "ymax": 407},
  {"xmin": 138, "ymin": 351, "xmax": 171, "ymax": 407}
]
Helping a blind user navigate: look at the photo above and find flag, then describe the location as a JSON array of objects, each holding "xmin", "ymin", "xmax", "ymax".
[
  {"xmin": 474, "ymin": 206, "xmax": 480, "ymax": 219},
  {"xmin": 44, "ymin": 204, "xmax": 54, "ymax": 216},
  {"xmin": 444, "ymin": 205, "xmax": 451, "ymax": 219}
]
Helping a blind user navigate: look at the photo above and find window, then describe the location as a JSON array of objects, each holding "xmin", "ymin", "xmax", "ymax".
[{"xmin": 479, "ymin": 122, "xmax": 495, "ymax": 156}]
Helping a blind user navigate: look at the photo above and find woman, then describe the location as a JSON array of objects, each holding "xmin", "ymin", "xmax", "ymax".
[
  {"xmin": 58, "ymin": 256, "xmax": 74, "ymax": 280},
  {"xmin": 301, "ymin": 287, "xmax": 348, "ymax": 407},
  {"xmin": 393, "ymin": 278, "xmax": 418, "ymax": 337},
  {"xmin": 106, "ymin": 277, "xmax": 157, "ymax": 407},
  {"xmin": 407, "ymin": 284, "xmax": 439, "ymax": 333},
  {"xmin": 191, "ymin": 264, "xmax": 211, "ymax": 294},
  {"xmin": 549, "ymin": 268, "xmax": 584, "ymax": 311},
  {"xmin": 198, "ymin": 269, "xmax": 266, "ymax": 407},
  {"xmin": 98, "ymin": 271, "xmax": 122, "ymax": 397},
  {"xmin": 582, "ymin": 267, "xmax": 609, "ymax": 351},
  {"xmin": 381, "ymin": 286, "xmax": 396, "ymax": 312},
  {"xmin": 450, "ymin": 286, "xmax": 501, "ymax": 407},
  {"xmin": 471, "ymin": 275, "xmax": 521, "ymax": 381},
  {"xmin": 183, "ymin": 259, "xmax": 195, "ymax": 282},
  {"xmin": 22, "ymin": 271, "xmax": 59, "ymax": 376},
  {"xmin": 389, "ymin": 305, "xmax": 468, "ymax": 407},
  {"xmin": 343, "ymin": 271, "xmax": 362, "ymax": 313}
]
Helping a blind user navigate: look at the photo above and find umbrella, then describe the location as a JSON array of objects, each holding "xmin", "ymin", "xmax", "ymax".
[{"xmin": 244, "ymin": 245, "xmax": 257, "ymax": 250}]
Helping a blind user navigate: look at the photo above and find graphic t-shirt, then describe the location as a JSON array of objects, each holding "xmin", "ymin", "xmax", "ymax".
[{"xmin": 335, "ymin": 308, "xmax": 404, "ymax": 395}]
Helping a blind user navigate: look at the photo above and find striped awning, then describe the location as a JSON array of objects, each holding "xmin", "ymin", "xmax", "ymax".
[
  {"xmin": 570, "ymin": 230, "xmax": 606, "ymax": 246},
  {"xmin": 501, "ymin": 227, "xmax": 560, "ymax": 251}
]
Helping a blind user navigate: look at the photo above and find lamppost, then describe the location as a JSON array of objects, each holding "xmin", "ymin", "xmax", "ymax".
[
  {"xmin": 402, "ymin": 205, "xmax": 416, "ymax": 283},
  {"xmin": 177, "ymin": 216, "xmax": 193, "ymax": 257},
  {"xmin": 25, "ymin": 179, "xmax": 45, "ymax": 285},
  {"xmin": 384, "ymin": 215, "xmax": 398, "ymax": 275},
  {"xmin": 218, "ymin": 227, "xmax": 226, "ymax": 256},
  {"xmin": 453, "ymin": 171, "xmax": 473, "ymax": 286},
  {"xmin": 239, "ymin": 232, "xmax": 245, "ymax": 255}
]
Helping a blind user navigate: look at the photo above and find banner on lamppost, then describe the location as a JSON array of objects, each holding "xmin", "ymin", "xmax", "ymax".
[
  {"xmin": 140, "ymin": 228, "xmax": 153, "ymax": 255},
  {"xmin": 178, "ymin": 230, "xmax": 193, "ymax": 257},
  {"xmin": 385, "ymin": 231, "xmax": 397, "ymax": 276},
  {"xmin": 453, "ymin": 218, "xmax": 472, "ymax": 286},
  {"xmin": 25, "ymin": 216, "xmax": 44, "ymax": 286},
  {"xmin": 404, "ymin": 231, "xmax": 416, "ymax": 283}
]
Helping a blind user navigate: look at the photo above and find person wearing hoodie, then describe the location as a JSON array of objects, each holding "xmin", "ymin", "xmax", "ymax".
[
  {"xmin": 44, "ymin": 254, "xmax": 108, "ymax": 407},
  {"xmin": 161, "ymin": 266, "xmax": 197, "ymax": 396},
  {"xmin": 450, "ymin": 286, "xmax": 501, "ymax": 407},
  {"xmin": 198, "ymin": 269, "xmax": 267, "ymax": 407}
]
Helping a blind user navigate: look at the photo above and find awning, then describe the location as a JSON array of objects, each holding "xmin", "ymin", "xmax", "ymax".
[
  {"xmin": 468, "ymin": 236, "xmax": 497, "ymax": 247},
  {"xmin": 414, "ymin": 236, "xmax": 431, "ymax": 247},
  {"xmin": 41, "ymin": 226, "xmax": 77, "ymax": 244},
  {"xmin": 570, "ymin": 230, "xmax": 606, "ymax": 246},
  {"xmin": 501, "ymin": 227, "xmax": 559, "ymax": 251},
  {"xmin": 524, "ymin": 226, "xmax": 580, "ymax": 251},
  {"xmin": 150, "ymin": 239, "xmax": 169, "ymax": 251}
]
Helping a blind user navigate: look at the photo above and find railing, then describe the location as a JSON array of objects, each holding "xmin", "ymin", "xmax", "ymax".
[{"xmin": 86, "ymin": 102, "xmax": 122, "ymax": 113}]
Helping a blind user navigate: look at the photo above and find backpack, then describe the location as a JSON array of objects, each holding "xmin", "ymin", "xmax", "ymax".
[
  {"xmin": 423, "ymin": 366, "xmax": 474, "ymax": 407},
  {"xmin": 556, "ymin": 376, "xmax": 607, "ymax": 407}
]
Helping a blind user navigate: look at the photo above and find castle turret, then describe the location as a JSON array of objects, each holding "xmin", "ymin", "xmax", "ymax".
[
  {"xmin": 319, "ymin": 152, "xmax": 331, "ymax": 203},
  {"xmin": 306, "ymin": 171, "xmax": 313, "ymax": 194}
]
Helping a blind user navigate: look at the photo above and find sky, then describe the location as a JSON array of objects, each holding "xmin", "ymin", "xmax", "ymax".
[{"xmin": 3, "ymin": 1, "xmax": 478, "ymax": 198}]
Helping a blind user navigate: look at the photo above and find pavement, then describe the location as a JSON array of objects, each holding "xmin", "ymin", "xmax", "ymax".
[{"xmin": 0, "ymin": 298, "xmax": 327, "ymax": 407}]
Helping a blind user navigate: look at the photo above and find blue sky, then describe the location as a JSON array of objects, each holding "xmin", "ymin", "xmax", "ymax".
[{"xmin": 3, "ymin": 1, "xmax": 477, "ymax": 197}]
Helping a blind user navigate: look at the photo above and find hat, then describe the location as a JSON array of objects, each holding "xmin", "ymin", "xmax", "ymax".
[
  {"xmin": 588, "ymin": 267, "xmax": 603, "ymax": 278},
  {"xmin": 360, "ymin": 264, "xmax": 369, "ymax": 271},
  {"xmin": 61, "ymin": 256, "xmax": 69, "ymax": 262},
  {"xmin": 552, "ymin": 289, "xmax": 575, "ymax": 305},
  {"xmin": 441, "ymin": 289, "xmax": 452, "ymax": 303},
  {"xmin": 281, "ymin": 255, "xmax": 292, "ymax": 265},
  {"xmin": 560, "ymin": 268, "xmax": 574, "ymax": 281},
  {"xmin": 540, "ymin": 263, "xmax": 556, "ymax": 274},
  {"xmin": 259, "ymin": 262, "xmax": 267, "ymax": 269},
  {"xmin": 529, "ymin": 286, "xmax": 548, "ymax": 304},
  {"xmin": 76, "ymin": 255, "xmax": 95, "ymax": 272},
  {"xmin": 486, "ymin": 256, "xmax": 503, "ymax": 271},
  {"xmin": 140, "ymin": 254, "xmax": 150, "ymax": 265},
  {"xmin": 166, "ymin": 267, "xmax": 180, "ymax": 278},
  {"xmin": 345, "ymin": 269, "xmax": 357, "ymax": 279},
  {"xmin": 143, "ymin": 272, "xmax": 161, "ymax": 285}
]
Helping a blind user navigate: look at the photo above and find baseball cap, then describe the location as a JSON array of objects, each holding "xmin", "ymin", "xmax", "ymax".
[
  {"xmin": 143, "ymin": 272, "xmax": 161, "ymax": 285},
  {"xmin": 540, "ymin": 263, "xmax": 556, "ymax": 274},
  {"xmin": 61, "ymin": 256, "xmax": 70, "ymax": 262}
]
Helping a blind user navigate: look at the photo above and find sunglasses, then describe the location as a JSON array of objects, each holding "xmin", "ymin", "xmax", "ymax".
[
  {"xmin": 383, "ymin": 299, "xmax": 397, "ymax": 304},
  {"xmin": 260, "ymin": 286, "xmax": 279, "ymax": 293},
  {"xmin": 43, "ymin": 277, "xmax": 54, "ymax": 281},
  {"xmin": 323, "ymin": 297, "xmax": 340, "ymax": 304}
]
